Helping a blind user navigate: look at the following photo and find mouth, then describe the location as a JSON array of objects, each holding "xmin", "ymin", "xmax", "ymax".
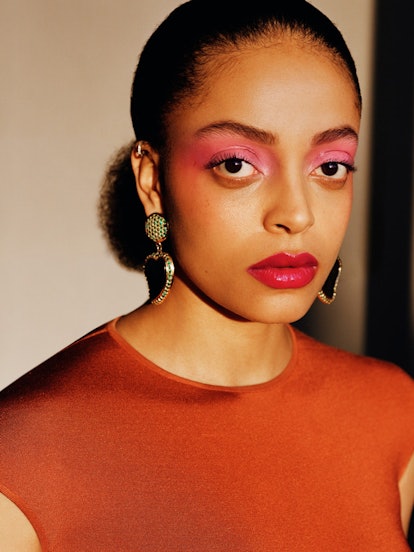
[{"xmin": 247, "ymin": 252, "xmax": 318, "ymax": 289}]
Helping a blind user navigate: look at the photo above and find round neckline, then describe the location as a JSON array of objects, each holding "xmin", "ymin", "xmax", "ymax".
[{"xmin": 106, "ymin": 317, "xmax": 298, "ymax": 393}]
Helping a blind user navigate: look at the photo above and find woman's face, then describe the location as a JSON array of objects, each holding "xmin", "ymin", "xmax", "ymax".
[{"xmin": 162, "ymin": 39, "xmax": 360, "ymax": 323}]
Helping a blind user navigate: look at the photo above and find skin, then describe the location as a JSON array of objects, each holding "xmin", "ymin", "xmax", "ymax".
[
  {"xmin": 1, "ymin": 37, "xmax": 412, "ymax": 549},
  {"xmin": 0, "ymin": 493, "xmax": 42, "ymax": 551}
]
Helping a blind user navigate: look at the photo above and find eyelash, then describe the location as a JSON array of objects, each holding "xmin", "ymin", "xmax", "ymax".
[
  {"xmin": 205, "ymin": 153, "xmax": 259, "ymax": 181},
  {"xmin": 314, "ymin": 160, "xmax": 356, "ymax": 179},
  {"xmin": 328, "ymin": 161, "xmax": 355, "ymax": 172},
  {"xmin": 205, "ymin": 152, "xmax": 254, "ymax": 169}
]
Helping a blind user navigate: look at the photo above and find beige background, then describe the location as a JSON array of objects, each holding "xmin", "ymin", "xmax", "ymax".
[{"xmin": 1, "ymin": 0, "xmax": 374, "ymax": 389}]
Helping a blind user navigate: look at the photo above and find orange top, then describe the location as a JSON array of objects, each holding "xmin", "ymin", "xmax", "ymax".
[{"xmin": 0, "ymin": 319, "xmax": 413, "ymax": 551}]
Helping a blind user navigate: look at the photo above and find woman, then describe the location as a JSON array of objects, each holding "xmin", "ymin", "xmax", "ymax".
[{"xmin": 1, "ymin": 0, "xmax": 413, "ymax": 550}]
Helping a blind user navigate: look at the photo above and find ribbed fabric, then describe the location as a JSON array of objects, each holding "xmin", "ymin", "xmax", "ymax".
[{"xmin": 0, "ymin": 319, "xmax": 413, "ymax": 551}]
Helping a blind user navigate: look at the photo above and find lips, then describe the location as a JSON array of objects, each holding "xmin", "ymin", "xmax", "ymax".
[{"xmin": 247, "ymin": 252, "xmax": 318, "ymax": 289}]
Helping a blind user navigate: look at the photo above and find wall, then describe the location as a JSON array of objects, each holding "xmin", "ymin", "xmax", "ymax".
[{"xmin": 1, "ymin": 0, "xmax": 374, "ymax": 389}]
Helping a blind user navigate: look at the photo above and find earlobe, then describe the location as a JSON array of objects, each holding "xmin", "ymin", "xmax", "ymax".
[{"xmin": 130, "ymin": 142, "xmax": 163, "ymax": 216}]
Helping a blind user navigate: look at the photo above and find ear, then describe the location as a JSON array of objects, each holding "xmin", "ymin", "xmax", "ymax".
[{"xmin": 130, "ymin": 142, "xmax": 164, "ymax": 216}]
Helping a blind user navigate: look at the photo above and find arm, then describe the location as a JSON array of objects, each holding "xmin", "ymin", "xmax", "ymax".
[
  {"xmin": 399, "ymin": 451, "xmax": 414, "ymax": 536},
  {"xmin": 0, "ymin": 493, "xmax": 42, "ymax": 551}
]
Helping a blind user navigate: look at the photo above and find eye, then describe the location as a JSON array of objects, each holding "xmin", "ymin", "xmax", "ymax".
[
  {"xmin": 207, "ymin": 155, "xmax": 258, "ymax": 178},
  {"xmin": 312, "ymin": 161, "xmax": 355, "ymax": 182}
]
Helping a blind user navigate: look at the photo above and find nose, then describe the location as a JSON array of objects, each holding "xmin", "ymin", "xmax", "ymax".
[{"xmin": 263, "ymin": 170, "xmax": 315, "ymax": 235}]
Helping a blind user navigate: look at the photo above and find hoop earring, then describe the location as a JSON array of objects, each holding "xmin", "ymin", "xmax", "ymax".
[
  {"xmin": 144, "ymin": 213, "xmax": 175, "ymax": 305},
  {"xmin": 318, "ymin": 257, "xmax": 342, "ymax": 305}
]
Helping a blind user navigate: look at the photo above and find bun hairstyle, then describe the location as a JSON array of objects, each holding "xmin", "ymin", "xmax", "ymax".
[{"xmin": 99, "ymin": 0, "xmax": 361, "ymax": 271}]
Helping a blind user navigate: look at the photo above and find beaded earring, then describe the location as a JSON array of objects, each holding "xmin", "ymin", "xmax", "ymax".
[{"xmin": 144, "ymin": 213, "xmax": 175, "ymax": 305}]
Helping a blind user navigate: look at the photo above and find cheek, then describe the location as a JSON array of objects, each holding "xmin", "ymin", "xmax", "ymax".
[
  {"xmin": 166, "ymin": 155, "xmax": 242, "ymax": 230},
  {"xmin": 168, "ymin": 166, "xmax": 208, "ymax": 220},
  {"xmin": 318, "ymin": 185, "xmax": 353, "ymax": 245},
  {"xmin": 166, "ymin": 164, "xmax": 223, "ymax": 246},
  {"xmin": 340, "ymin": 182, "xmax": 354, "ymax": 224}
]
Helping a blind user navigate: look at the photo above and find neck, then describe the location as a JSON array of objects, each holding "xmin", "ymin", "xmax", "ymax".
[{"xmin": 117, "ymin": 282, "xmax": 293, "ymax": 387}]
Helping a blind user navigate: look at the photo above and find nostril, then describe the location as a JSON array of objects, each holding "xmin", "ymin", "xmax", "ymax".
[{"xmin": 275, "ymin": 223, "xmax": 291, "ymax": 232}]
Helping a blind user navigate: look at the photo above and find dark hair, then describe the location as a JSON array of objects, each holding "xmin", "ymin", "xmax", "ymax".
[{"xmin": 99, "ymin": 0, "xmax": 361, "ymax": 271}]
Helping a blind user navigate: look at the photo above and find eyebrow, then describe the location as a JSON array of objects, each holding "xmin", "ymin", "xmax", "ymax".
[
  {"xmin": 312, "ymin": 126, "xmax": 359, "ymax": 146},
  {"xmin": 195, "ymin": 121, "xmax": 275, "ymax": 145},
  {"xmin": 195, "ymin": 120, "xmax": 358, "ymax": 147}
]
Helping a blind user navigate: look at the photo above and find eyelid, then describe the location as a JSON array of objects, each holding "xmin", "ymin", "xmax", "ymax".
[
  {"xmin": 204, "ymin": 147, "xmax": 260, "ymax": 170},
  {"xmin": 310, "ymin": 149, "xmax": 355, "ymax": 171},
  {"xmin": 317, "ymin": 146, "xmax": 355, "ymax": 158}
]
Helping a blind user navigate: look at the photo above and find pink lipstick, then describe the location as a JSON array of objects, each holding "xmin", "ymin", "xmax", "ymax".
[{"xmin": 247, "ymin": 253, "xmax": 318, "ymax": 289}]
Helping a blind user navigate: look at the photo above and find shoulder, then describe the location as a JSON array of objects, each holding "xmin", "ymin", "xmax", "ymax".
[
  {"xmin": 0, "ymin": 320, "xmax": 122, "ymax": 410},
  {"xmin": 0, "ymin": 319, "xmax": 132, "ymax": 478},
  {"xmin": 292, "ymin": 327, "xmax": 414, "ymax": 430},
  {"xmin": 0, "ymin": 320, "xmax": 126, "ymax": 550},
  {"xmin": 293, "ymin": 326, "xmax": 414, "ymax": 394},
  {"xmin": 292, "ymin": 328, "xmax": 414, "ymax": 472}
]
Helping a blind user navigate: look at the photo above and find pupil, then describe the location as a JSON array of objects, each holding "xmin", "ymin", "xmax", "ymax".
[
  {"xmin": 322, "ymin": 162, "xmax": 338, "ymax": 176},
  {"xmin": 224, "ymin": 158, "xmax": 242, "ymax": 174}
]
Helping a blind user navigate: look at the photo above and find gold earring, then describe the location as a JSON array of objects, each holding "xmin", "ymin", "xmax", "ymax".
[
  {"xmin": 144, "ymin": 213, "xmax": 175, "ymax": 305},
  {"xmin": 318, "ymin": 257, "xmax": 342, "ymax": 305}
]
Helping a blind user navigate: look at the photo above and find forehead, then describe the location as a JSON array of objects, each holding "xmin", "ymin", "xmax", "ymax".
[{"xmin": 168, "ymin": 39, "xmax": 360, "ymax": 143}]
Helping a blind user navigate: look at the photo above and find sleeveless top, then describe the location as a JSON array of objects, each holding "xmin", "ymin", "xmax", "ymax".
[{"xmin": 0, "ymin": 319, "xmax": 413, "ymax": 551}]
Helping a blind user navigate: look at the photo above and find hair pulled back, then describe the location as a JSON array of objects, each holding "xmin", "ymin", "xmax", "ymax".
[{"xmin": 99, "ymin": 0, "xmax": 361, "ymax": 271}]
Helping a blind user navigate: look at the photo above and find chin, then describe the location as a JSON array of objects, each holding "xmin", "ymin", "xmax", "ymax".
[
  {"xmin": 243, "ymin": 290, "xmax": 318, "ymax": 324},
  {"xmin": 183, "ymin": 275, "xmax": 317, "ymax": 325},
  {"xmin": 213, "ymin": 296, "xmax": 316, "ymax": 326}
]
